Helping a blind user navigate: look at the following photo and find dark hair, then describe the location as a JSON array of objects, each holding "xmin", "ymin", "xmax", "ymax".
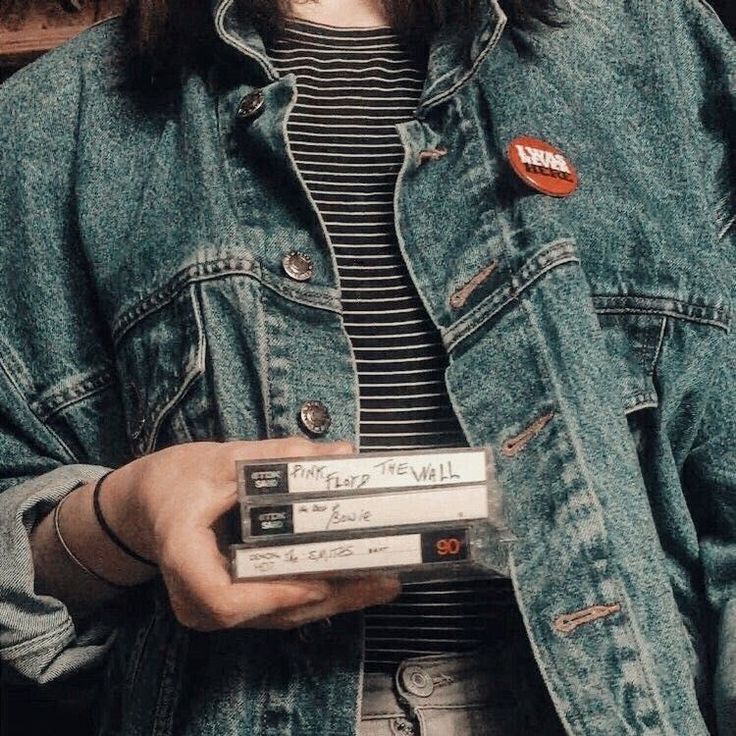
[{"xmin": 123, "ymin": 0, "xmax": 561, "ymax": 85}]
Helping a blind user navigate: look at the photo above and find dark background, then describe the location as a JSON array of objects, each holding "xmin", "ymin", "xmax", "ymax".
[{"xmin": 712, "ymin": 0, "xmax": 735, "ymax": 35}]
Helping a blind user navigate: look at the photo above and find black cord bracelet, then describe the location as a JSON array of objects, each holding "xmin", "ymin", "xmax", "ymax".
[
  {"xmin": 54, "ymin": 493, "xmax": 129, "ymax": 589},
  {"xmin": 93, "ymin": 471, "xmax": 157, "ymax": 567}
]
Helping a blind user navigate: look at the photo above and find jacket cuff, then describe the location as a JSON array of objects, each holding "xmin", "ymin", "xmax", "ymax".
[{"xmin": 0, "ymin": 465, "xmax": 118, "ymax": 684}]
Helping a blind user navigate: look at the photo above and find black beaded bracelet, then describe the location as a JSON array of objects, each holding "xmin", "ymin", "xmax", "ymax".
[{"xmin": 92, "ymin": 472, "xmax": 157, "ymax": 568}]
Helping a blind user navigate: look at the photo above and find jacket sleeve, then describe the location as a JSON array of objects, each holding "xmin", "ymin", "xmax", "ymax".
[
  {"xmin": 676, "ymin": 2, "xmax": 736, "ymax": 732},
  {"xmin": 0, "ymin": 37, "xmax": 130, "ymax": 684},
  {"xmin": 685, "ymin": 330, "xmax": 736, "ymax": 733}
]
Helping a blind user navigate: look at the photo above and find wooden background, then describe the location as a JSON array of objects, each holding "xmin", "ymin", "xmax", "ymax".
[
  {"xmin": 0, "ymin": 0, "xmax": 123, "ymax": 72},
  {"xmin": 1, "ymin": 0, "xmax": 735, "ymax": 81}
]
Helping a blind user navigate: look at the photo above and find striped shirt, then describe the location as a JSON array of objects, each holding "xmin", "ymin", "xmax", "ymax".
[{"xmin": 267, "ymin": 17, "xmax": 517, "ymax": 673}]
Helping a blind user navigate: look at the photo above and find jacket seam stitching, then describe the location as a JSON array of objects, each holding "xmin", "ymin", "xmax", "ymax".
[
  {"xmin": 444, "ymin": 243, "xmax": 579, "ymax": 351},
  {"xmin": 650, "ymin": 316, "xmax": 668, "ymax": 375},
  {"xmin": 419, "ymin": 1, "xmax": 507, "ymax": 112},
  {"xmin": 261, "ymin": 273, "xmax": 339, "ymax": 313},
  {"xmin": 257, "ymin": 279, "xmax": 274, "ymax": 436},
  {"xmin": 718, "ymin": 212, "xmax": 736, "ymax": 240},
  {"xmin": 714, "ymin": 191, "xmax": 733, "ymax": 233},
  {"xmin": 0, "ymin": 355, "xmax": 77, "ymax": 463},
  {"xmin": 150, "ymin": 626, "xmax": 189, "ymax": 735},
  {"xmin": 113, "ymin": 264, "xmax": 339, "ymax": 345},
  {"xmin": 516, "ymin": 295, "xmax": 673, "ymax": 731},
  {"xmin": 143, "ymin": 284, "xmax": 207, "ymax": 454},
  {"xmin": 0, "ymin": 620, "xmax": 74, "ymax": 660},
  {"xmin": 31, "ymin": 367, "xmax": 116, "ymax": 423},
  {"xmin": 511, "ymin": 293, "xmax": 614, "ymax": 733},
  {"xmin": 591, "ymin": 294, "xmax": 730, "ymax": 331},
  {"xmin": 592, "ymin": 293, "xmax": 730, "ymax": 314},
  {"xmin": 113, "ymin": 263, "xmax": 254, "ymax": 343},
  {"xmin": 693, "ymin": 0, "xmax": 730, "ymax": 30},
  {"xmin": 214, "ymin": 0, "xmax": 278, "ymax": 81},
  {"xmin": 593, "ymin": 306, "xmax": 728, "ymax": 332},
  {"xmin": 624, "ymin": 396, "xmax": 658, "ymax": 414}
]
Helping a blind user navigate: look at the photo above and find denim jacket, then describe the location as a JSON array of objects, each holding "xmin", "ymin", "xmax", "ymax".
[{"xmin": 0, "ymin": 0, "xmax": 734, "ymax": 733}]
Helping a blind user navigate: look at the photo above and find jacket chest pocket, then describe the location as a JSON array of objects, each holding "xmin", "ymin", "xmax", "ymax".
[
  {"xmin": 593, "ymin": 307, "xmax": 667, "ymax": 415},
  {"xmin": 113, "ymin": 284, "xmax": 207, "ymax": 456}
]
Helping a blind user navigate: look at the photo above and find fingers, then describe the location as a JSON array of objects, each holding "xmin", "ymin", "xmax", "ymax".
[
  {"xmin": 163, "ymin": 436, "xmax": 356, "ymax": 520},
  {"xmin": 161, "ymin": 523, "xmax": 400, "ymax": 632},
  {"xmin": 247, "ymin": 575, "xmax": 402, "ymax": 630},
  {"xmin": 216, "ymin": 437, "xmax": 355, "ymax": 481},
  {"xmin": 147, "ymin": 435, "xmax": 361, "ymax": 632},
  {"xmin": 206, "ymin": 436, "xmax": 355, "ymax": 514},
  {"xmin": 160, "ymin": 525, "xmax": 333, "ymax": 631}
]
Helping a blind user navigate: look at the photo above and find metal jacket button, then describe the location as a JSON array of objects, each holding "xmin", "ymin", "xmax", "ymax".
[
  {"xmin": 282, "ymin": 251, "xmax": 315, "ymax": 282},
  {"xmin": 390, "ymin": 718, "xmax": 416, "ymax": 736},
  {"xmin": 400, "ymin": 665, "xmax": 434, "ymax": 697},
  {"xmin": 299, "ymin": 401, "xmax": 331, "ymax": 436},
  {"xmin": 236, "ymin": 90, "xmax": 265, "ymax": 122}
]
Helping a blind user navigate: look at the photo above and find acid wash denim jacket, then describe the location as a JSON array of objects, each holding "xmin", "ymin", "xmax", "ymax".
[{"xmin": 0, "ymin": 0, "xmax": 734, "ymax": 733}]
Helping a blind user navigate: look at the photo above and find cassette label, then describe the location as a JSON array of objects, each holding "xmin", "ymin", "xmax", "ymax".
[
  {"xmin": 232, "ymin": 528, "xmax": 470, "ymax": 579},
  {"xmin": 240, "ymin": 449, "xmax": 487, "ymax": 496},
  {"xmin": 249, "ymin": 505, "xmax": 294, "ymax": 536},
  {"xmin": 245, "ymin": 484, "xmax": 488, "ymax": 538},
  {"xmin": 420, "ymin": 528, "xmax": 468, "ymax": 564},
  {"xmin": 242, "ymin": 463, "xmax": 290, "ymax": 496}
]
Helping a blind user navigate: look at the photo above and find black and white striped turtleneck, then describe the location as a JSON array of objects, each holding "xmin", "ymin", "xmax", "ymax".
[{"xmin": 266, "ymin": 17, "xmax": 517, "ymax": 673}]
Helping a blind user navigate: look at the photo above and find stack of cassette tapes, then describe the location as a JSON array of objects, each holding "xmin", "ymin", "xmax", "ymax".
[{"xmin": 230, "ymin": 448, "xmax": 513, "ymax": 581}]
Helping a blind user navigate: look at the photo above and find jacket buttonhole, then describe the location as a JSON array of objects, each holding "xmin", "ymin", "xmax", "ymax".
[
  {"xmin": 501, "ymin": 411, "xmax": 555, "ymax": 457},
  {"xmin": 553, "ymin": 602, "xmax": 622, "ymax": 635},
  {"xmin": 449, "ymin": 260, "xmax": 498, "ymax": 310},
  {"xmin": 417, "ymin": 147, "xmax": 448, "ymax": 166}
]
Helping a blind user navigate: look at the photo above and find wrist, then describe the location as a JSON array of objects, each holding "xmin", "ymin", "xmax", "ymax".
[
  {"xmin": 93, "ymin": 472, "xmax": 157, "ymax": 567},
  {"xmin": 64, "ymin": 479, "xmax": 158, "ymax": 587},
  {"xmin": 99, "ymin": 464, "xmax": 160, "ymax": 566}
]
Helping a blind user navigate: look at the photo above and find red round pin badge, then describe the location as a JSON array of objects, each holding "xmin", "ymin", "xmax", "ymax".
[{"xmin": 507, "ymin": 136, "xmax": 578, "ymax": 198}]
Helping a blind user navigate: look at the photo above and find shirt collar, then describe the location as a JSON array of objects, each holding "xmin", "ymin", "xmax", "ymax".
[{"xmin": 210, "ymin": 0, "xmax": 507, "ymax": 114}]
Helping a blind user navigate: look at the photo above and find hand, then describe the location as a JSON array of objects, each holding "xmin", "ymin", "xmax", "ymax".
[{"xmin": 101, "ymin": 438, "xmax": 401, "ymax": 631}]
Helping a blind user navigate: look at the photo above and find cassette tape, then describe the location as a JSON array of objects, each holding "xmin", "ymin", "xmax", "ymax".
[
  {"xmin": 237, "ymin": 448, "xmax": 505, "ymax": 538},
  {"xmin": 231, "ymin": 448, "xmax": 513, "ymax": 581},
  {"xmin": 231, "ymin": 525, "xmax": 503, "ymax": 581},
  {"xmin": 238, "ymin": 448, "xmax": 488, "ymax": 499},
  {"xmin": 242, "ymin": 484, "xmax": 490, "ymax": 539}
]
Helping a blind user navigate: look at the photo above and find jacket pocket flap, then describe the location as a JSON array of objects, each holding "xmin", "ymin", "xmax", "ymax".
[
  {"xmin": 115, "ymin": 284, "xmax": 205, "ymax": 455},
  {"xmin": 596, "ymin": 311, "xmax": 665, "ymax": 414}
]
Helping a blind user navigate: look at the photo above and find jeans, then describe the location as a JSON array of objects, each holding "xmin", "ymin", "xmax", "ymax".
[{"xmin": 359, "ymin": 617, "xmax": 568, "ymax": 736}]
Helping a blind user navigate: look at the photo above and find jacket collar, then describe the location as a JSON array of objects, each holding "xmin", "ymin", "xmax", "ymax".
[{"xmin": 211, "ymin": 0, "xmax": 507, "ymax": 114}]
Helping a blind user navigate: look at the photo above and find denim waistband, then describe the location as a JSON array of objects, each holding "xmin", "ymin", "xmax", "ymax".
[
  {"xmin": 360, "ymin": 623, "xmax": 568, "ymax": 736},
  {"xmin": 362, "ymin": 649, "xmax": 517, "ymax": 717}
]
